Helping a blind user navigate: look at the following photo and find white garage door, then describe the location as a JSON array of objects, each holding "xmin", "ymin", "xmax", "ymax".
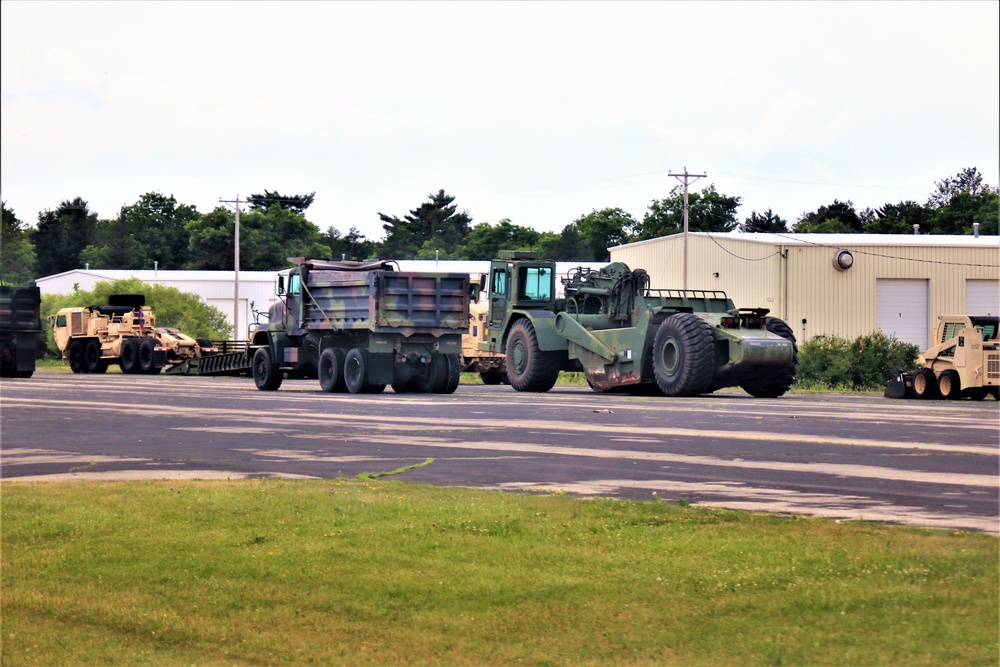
[
  {"xmin": 966, "ymin": 280, "xmax": 1000, "ymax": 316},
  {"xmin": 877, "ymin": 279, "xmax": 929, "ymax": 349}
]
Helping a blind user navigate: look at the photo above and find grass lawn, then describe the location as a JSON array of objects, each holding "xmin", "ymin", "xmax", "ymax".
[{"xmin": 1, "ymin": 478, "xmax": 996, "ymax": 666}]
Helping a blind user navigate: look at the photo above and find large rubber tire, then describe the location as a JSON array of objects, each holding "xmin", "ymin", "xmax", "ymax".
[
  {"xmin": 68, "ymin": 340, "xmax": 86, "ymax": 374},
  {"xmin": 652, "ymin": 313, "xmax": 715, "ymax": 397},
  {"xmin": 318, "ymin": 347, "xmax": 347, "ymax": 393},
  {"xmin": 441, "ymin": 353, "xmax": 461, "ymax": 394},
  {"xmin": 196, "ymin": 338, "xmax": 218, "ymax": 357},
  {"xmin": 479, "ymin": 369, "xmax": 507, "ymax": 385},
  {"xmin": 253, "ymin": 347, "xmax": 283, "ymax": 391},
  {"xmin": 344, "ymin": 348, "xmax": 386, "ymax": 394},
  {"xmin": 120, "ymin": 338, "xmax": 142, "ymax": 374},
  {"xmin": 967, "ymin": 388, "xmax": 988, "ymax": 401},
  {"xmin": 416, "ymin": 354, "xmax": 449, "ymax": 393},
  {"xmin": 140, "ymin": 338, "xmax": 161, "ymax": 374},
  {"xmin": 912, "ymin": 368, "xmax": 939, "ymax": 399},
  {"xmin": 938, "ymin": 369, "xmax": 962, "ymax": 400},
  {"xmin": 84, "ymin": 340, "xmax": 104, "ymax": 374},
  {"xmin": 505, "ymin": 319, "xmax": 561, "ymax": 393},
  {"xmin": 742, "ymin": 317, "xmax": 798, "ymax": 398}
]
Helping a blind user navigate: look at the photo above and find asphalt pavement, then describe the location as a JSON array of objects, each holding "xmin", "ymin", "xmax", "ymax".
[{"xmin": 2, "ymin": 371, "xmax": 997, "ymax": 534}]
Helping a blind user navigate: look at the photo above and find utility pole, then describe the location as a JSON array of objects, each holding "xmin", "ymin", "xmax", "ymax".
[
  {"xmin": 220, "ymin": 195, "xmax": 249, "ymax": 341},
  {"xmin": 668, "ymin": 167, "xmax": 706, "ymax": 290}
]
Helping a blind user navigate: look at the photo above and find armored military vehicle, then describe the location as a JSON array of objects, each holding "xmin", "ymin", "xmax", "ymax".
[
  {"xmin": 52, "ymin": 295, "xmax": 209, "ymax": 374},
  {"xmin": 480, "ymin": 252, "xmax": 797, "ymax": 397}
]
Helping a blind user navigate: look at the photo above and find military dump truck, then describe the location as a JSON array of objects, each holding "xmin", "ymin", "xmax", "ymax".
[
  {"xmin": 886, "ymin": 315, "xmax": 999, "ymax": 400},
  {"xmin": 479, "ymin": 252, "xmax": 797, "ymax": 397},
  {"xmin": 461, "ymin": 277, "xmax": 507, "ymax": 384},
  {"xmin": 0, "ymin": 286, "xmax": 42, "ymax": 379},
  {"xmin": 250, "ymin": 257, "xmax": 469, "ymax": 394},
  {"xmin": 52, "ymin": 295, "xmax": 211, "ymax": 374}
]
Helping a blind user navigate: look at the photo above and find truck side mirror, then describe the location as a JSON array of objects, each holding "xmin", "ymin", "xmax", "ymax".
[{"xmin": 277, "ymin": 276, "xmax": 285, "ymax": 295}]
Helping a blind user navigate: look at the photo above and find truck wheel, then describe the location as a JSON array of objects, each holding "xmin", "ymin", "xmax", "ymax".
[
  {"xmin": 344, "ymin": 348, "xmax": 385, "ymax": 394},
  {"xmin": 479, "ymin": 369, "xmax": 505, "ymax": 385},
  {"xmin": 441, "ymin": 353, "xmax": 461, "ymax": 394},
  {"xmin": 84, "ymin": 340, "xmax": 104, "ymax": 373},
  {"xmin": 967, "ymin": 388, "xmax": 988, "ymax": 401},
  {"xmin": 742, "ymin": 317, "xmax": 798, "ymax": 398},
  {"xmin": 652, "ymin": 313, "xmax": 714, "ymax": 397},
  {"xmin": 140, "ymin": 338, "xmax": 161, "ymax": 374},
  {"xmin": 505, "ymin": 319, "xmax": 561, "ymax": 392},
  {"xmin": 68, "ymin": 340, "xmax": 86, "ymax": 374},
  {"xmin": 253, "ymin": 347, "xmax": 283, "ymax": 391},
  {"xmin": 318, "ymin": 348, "xmax": 347, "ymax": 393},
  {"xmin": 938, "ymin": 369, "xmax": 962, "ymax": 400},
  {"xmin": 120, "ymin": 338, "xmax": 142, "ymax": 374},
  {"xmin": 912, "ymin": 368, "xmax": 939, "ymax": 399},
  {"xmin": 196, "ymin": 338, "xmax": 218, "ymax": 356}
]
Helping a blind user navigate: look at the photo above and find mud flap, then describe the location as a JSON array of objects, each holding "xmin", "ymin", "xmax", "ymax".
[{"xmin": 884, "ymin": 371, "xmax": 914, "ymax": 399}]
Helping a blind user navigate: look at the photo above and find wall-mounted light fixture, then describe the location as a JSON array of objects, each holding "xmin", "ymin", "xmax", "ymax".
[{"xmin": 832, "ymin": 249, "xmax": 854, "ymax": 271}]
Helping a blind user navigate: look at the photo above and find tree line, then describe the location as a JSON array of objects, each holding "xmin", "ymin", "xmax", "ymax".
[{"xmin": 1, "ymin": 167, "xmax": 995, "ymax": 286}]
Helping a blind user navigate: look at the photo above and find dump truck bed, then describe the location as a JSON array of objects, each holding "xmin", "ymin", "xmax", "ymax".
[{"xmin": 301, "ymin": 270, "xmax": 468, "ymax": 332}]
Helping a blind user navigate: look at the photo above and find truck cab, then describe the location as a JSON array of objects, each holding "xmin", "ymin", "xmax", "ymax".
[{"xmin": 483, "ymin": 251, "xmax": 558, "ymax": 353}]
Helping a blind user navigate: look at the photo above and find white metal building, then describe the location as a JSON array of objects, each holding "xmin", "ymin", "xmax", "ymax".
[{"xmin": 610, "ymin": 233, "xmax": 1000, "ymax": 349}]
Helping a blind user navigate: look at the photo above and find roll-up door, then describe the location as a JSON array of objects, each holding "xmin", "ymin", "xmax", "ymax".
[
  {"xmin": 966, "ymin": 280, "xmax": 999, "ymax": 316},
  {"xmin": 876, "ymin": 279, "xmax": 929, "ymax": 349}
]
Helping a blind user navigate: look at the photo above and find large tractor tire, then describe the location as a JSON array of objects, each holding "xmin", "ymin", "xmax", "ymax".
[
  {"xmin": 415, "ymin": 353, "xmax": 449, "ymax": 393},
  {"xmin": 911, "ymin": 368, "xmax": 939, "ymax": 399},
  {"xmin": 937, "ymin": 369, "xmax": 962, "ymax": 400},
  {"xmin": 652, "ymin": 313, "xmax": 715, "ymax": 397},
  {"xmin": 140, "ymin": 338, "xmax": 162, "ymax": 374},
  {"xmin": 505, "ymin": 319, "xmax": 561, "ymax": 392},
  {"xmin": 742, "ymin": 317, "xmax": 798, "ymax": 398},
  {"xmin": 120, "ymin": 338, "xmax": 143, "ymax": 374},
  {"xmin": 344, "ymin": 348, "xmax": 386, "ymax": 394},
  {"xmin": 68, "ymin": 340, "xmax": 86, "ymax": 374},
  {"xmin": 318, "ymin": 347, "xmax": 347, "ymax": 393},
  {"xmin": 252, "ymin": 347, "xmax": 283, "ymax": 391}
]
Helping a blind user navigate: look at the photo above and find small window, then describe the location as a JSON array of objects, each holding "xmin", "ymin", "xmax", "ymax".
[
  {"xmin": 518, "ymin": 267, "xmax": 552, "ymax": 302},
  {"xmin": 491, "ymin": 268, "xmax": 508, "ymax": 296},
  {"xmin": 289, "ymin": 274, "xmax": 302, "ymax": 295},
  {"xmin": 56, "ymin": 314, "xmax": 67, "ymax": 327}
]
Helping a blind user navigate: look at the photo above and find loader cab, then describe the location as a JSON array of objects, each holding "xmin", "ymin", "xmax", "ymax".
[{"xmin": 486, "ymin": 251, "xmax": 556, "ymax": 329}]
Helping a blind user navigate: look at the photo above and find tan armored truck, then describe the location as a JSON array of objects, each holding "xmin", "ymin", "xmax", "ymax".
[
  {"xmin": 909, "ymin": 315, "xmax": 999, "ymax": 400},
  {"xmin": 51, "ymin": 294, "xmax": 210, "ymax": 374}
]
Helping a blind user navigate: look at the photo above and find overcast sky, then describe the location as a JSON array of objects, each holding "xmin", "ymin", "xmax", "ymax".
[{"xmin": 2, "ymin": 1, "xmax": 998, "ymax": 245}]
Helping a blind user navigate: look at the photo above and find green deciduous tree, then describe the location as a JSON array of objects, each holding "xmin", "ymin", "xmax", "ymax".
[
  {"xmin": 378, "ymin": 190, "xmax": 472, "ymax": 258},
  {"xmin": 321, "ymin": 226, "xmax": 377, "ymax": 261},
  {"xmin": 1, "ymin": 202, "xmax": 37, "ymax": 286},
  {"xmin": 635, "ymin": 184, "xmax": 742, "ymax": 240},
  {"xmin": 535, "ymin": 226, "xmax": 587, "ymax": 260},
  {"xmin": 32, "ymin": 197, "xmax": 99, "ymax": 276},
  {"xmin": 792, "ymin": 199, "xmax": 863, "ymax": 233},
  {"xmin": 572, "ymin": 208, "xmax": 637, "ymax": 261},
  {"xmin": 186, "ymin": 205, "xmax": 328, "ymax": 270},
  {"xmin": 458, "ymin": 219, "xmax": 541, "ymax": 260},
  {"xmin": 79, "ymin": 193, "xmax": 200, "ymax": 269}
]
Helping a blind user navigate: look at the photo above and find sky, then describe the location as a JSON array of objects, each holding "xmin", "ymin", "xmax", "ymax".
[{"xmin": 2, "ymin": 1, "xmax": 998, "ymax": 246}]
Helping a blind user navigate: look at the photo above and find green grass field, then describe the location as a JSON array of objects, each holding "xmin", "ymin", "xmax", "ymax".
[{"xmin": 2, "ymin": 478, "xmax": 996, "ymax": 666}]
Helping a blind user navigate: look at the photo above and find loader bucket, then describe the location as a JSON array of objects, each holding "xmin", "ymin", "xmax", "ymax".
[{"xmin": 884, "ymin": 371, "xmax": 914, "ymax": 399}]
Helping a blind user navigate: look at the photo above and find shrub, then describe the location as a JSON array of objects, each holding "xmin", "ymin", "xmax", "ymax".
[{"xmin": 798, "ymin": 331, "xmax": 920, "ymax": 391}]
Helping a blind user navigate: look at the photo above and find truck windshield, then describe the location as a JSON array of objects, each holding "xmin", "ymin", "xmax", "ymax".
[{"xmin": 518, "ymin": 267, "xmax": 552, "ymax": 302}]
